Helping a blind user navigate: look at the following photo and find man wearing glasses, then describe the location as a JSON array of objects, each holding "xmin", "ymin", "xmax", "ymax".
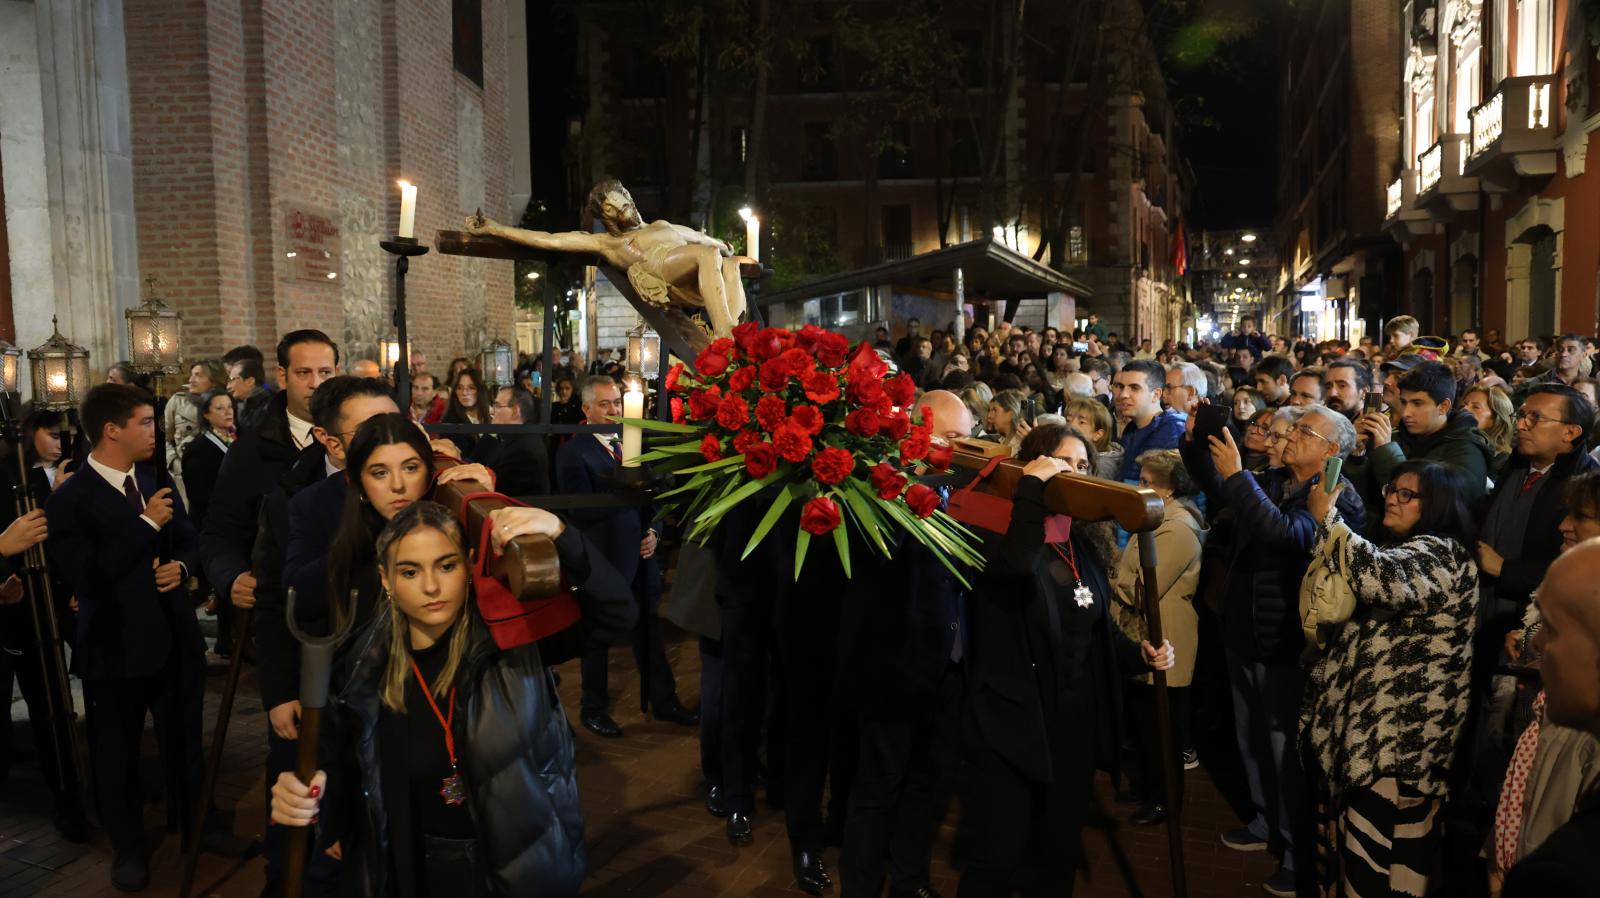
[
  {"xmin": 1179, "ymin": 404, "xmax": 1365, "ymax": 896},
  {"xmin": 1477, "ymin": 384, "xmax": 1598, "ymax": 673}
]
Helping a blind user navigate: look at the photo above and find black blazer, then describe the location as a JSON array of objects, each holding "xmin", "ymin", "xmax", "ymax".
[
  {"xmin": 181, "ymin": 432, "xmax": 228, "ymax": 530},
  {"xmin": 836, "ymin": 532, "xmax": 962, "ymax": 714},
  {"xmin": 0, "ymin": 464, "xmax": 71, "ymax": 655},
  {"xmin": 251, "ymin": 449, "xmax": 337, "ymax": 711},
  {"xmin": 45, "ymin": 461, "xmax": 202, "ymax": 681},
  {"xmin": 553, "ymin": 434, "xmax": 658, "ymax": 593},
  {"xmin": 471, "ymin": 433, "xmax": 550, "ymax": 498}
]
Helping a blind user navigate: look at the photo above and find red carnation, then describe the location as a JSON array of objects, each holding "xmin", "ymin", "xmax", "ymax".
[
  {"xmin": 799, "ymin": 496, "xmax": 842, "ymax": 535},
  {"xmin": 732, "ymin": 322, "xmax": 761, "ymax": 356},
  {"xmin": 869, "ymin": 462, "xmax": 907, "ymax": 499},
  {"xmin": 789, "ymin": 404, "xmax": 824, "ymax": 436},
  {"xmin": 732, "ymin": 429, "xmax": 763, "ymax": 456},
  {"xmin": 886, "ymin": 372, "xmax": 916, "ymax": 408},
  {"xmin": 759, "ymin": 358, "xmax": 791, "ymax": 392},
  {"xmin": 846, "ymin": 376, "xmax": 885, "ymax": 408},
  {"xmin": 881, "ymin": 410, "xmax": 911, "ymax": 440},
  {"xmin": 699, "ymin": 433, "xmax": 724, "ymax": 462},
  {"xmin": 926, "ymin": 441, "xmax": 954, "ymax": 471},
  {"xmin": 802, "ymin": 370, "xmax": 842, "ymax": 404},
  {"xmin": 848, "ymin": 342, "xmax": 889, "ymax": 380},
  {"xmin": 751, "ymin": 327, "xmax": 791, "ymax": 361},
  {"xmin": 695, "ymin": 345, "xmax": 731, "ymax": 377},
  {"xmin": 756, "ymin": 395, "xmax": 788, "ymax": 432},
  {"xmin": 688, "ymin": 385, "xmax": 722, "ymax": 421},
  {"xmin": 708, "ymin": 337, "xmax": 736, "ymax": 356},
  {"xmin": 900, "ymin": 430, "xmax": 932, "ymax": 462},
  {"xmin": 779, "ymin": 348, "xmax": 816, "ymax": 378},
  {"xmin": 845, "ymin": 407, "xmax": 881, "ymax": 438},
  {"xmin": 904, "ymin": 483, "xmax": 940, "ymax": 518},
  {"xmin": 811, "ymin": 447, "xmax": 855, "ymax": 485},
  {"xmin": 716, "ymin": 393, "xmax": 751, "ymax": 431},
  {"xmin": 773, "ymin": 423, "xmax": 813, "ymax": 463},
  {"xmin": 665, "ymin": 363, "xmax": 685, "ymax": 393},
  {"xmin": 670, "ymin": 396, "xmax": 685, "ymax": 424},
  {"xmin": 794, "ymin": 324, "xmax": 826, "ymax": 352},
  {"xmin": 816, "ymin": 332, "xmax": 850, "ymax": 369},
  {"xmin": 745, "ymin": 441, "xmax": 778, "ymax": 479},
  {"xmin": 727, "ymin": 364, "xmax": 757, "ymax": 393}
]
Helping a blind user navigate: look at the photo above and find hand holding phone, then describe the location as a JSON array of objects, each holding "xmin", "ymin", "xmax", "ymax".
[{"xmin": 1322, "ymin": 455, "xmax": 1343, "ymax": 493}]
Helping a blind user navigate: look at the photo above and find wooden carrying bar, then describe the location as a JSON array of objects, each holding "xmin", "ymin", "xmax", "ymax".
[{"xmin": 429, "ymin": 461, "xmax": 563, "ymax": 600}]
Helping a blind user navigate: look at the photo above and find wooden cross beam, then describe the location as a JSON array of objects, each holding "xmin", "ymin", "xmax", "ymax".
[
  {"xmin": 435, "ymin": 229, "xmax": 762, "ymax": 367},
  {"xmin": 430, "ymin": 457, "xmax": 562, "ymax": 600}
]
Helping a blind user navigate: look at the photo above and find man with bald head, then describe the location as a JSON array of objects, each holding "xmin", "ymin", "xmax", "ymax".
[
  {"xmin": 1503, "ymin": 540, "xmax": 1600, "ymax": 897},
  {"xmin": 350, "ymin": 358, "xmax": 381, "ymax": 381},
  {"xmin": 839, "ymin": 389, "xmax": 971, "ymax": 898}
]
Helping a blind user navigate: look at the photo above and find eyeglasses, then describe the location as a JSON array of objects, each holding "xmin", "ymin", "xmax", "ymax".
[
  {"xmin": 1515, "ymin": 411, "xmax": 1573, "ymax": 428},
  {"xmin": 1290, "ymin": 423, "xmax": 1335, "ymax": 445},
  {"xmin": 1263, "ymin": 430, "xmax": 1290, "ymax": 445},
  {"xmin": 1247, "ymin": 422, "xmax": 1270, "ymax": 434},
  {"xmin": 1382, "ymin": 484, "xmax": 1423, "ymax": 504}
]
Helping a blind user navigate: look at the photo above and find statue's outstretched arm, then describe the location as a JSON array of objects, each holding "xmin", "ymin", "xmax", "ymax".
[{"xmin": 466, "ymin": 216, "xmax": 603, "ymax": 254}]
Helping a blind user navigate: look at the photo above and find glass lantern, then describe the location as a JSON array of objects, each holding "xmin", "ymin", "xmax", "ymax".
[
  {"xmin": 28, "ymin": 317, "xmax": 92, "ymax": 411},
  {"xmin": 0, "ymin": 339, "xmax": 22, "ymax": 394},
  {"xmin": 626, "ymin": 319, "xmax": 661, "ymax": 380},
  {"xmin": 478, "ymin": 337, "xmax": 514, "ymax": 389},
  {"xmin": 378, "ymin": 331, "xmax": 412, "ymax": 380},
  {"xmin": 125, "ymin": 276, "xmax": 184, "ymax": 377}
]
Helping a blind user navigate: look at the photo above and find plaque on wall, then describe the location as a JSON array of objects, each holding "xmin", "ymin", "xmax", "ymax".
[{"xmin": 283, "ymin": 203, "xmax": 342, "ymax": 284}]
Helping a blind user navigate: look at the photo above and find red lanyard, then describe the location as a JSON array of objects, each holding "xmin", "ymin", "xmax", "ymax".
[
  {"xmin": 1050, "ymin": 540, "xmax": 1081, "ymax": 581},
  {"xmin": 409, "ymin": 657, "xmax": 458, "ymax": 768}
]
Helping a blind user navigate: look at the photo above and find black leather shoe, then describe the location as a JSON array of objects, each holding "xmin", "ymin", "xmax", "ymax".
[
  {"xmin": 649, "ymin": 699, "xmax": 700, "ymax": 726},
  {"xmin": 110, "ymin": 849, "xmax": 149, "ymax": 892},
  {"xmin": 792, "ymin": 849, "xmax": 832, "ymax": 895},
  {"xmin": 726, "ymin": 812, "xmax": 754, "ymax": 846},
  {"xmin": 580, "ymin": 710, "xmax": 622, "ymax": 738},
  {"xmin": 1130, "ymin": 802, "xmax": 1167, "ymax": 825},
  {"xmin": 706, "ymin": 784, "xmax": 728, "ymax": 818}
]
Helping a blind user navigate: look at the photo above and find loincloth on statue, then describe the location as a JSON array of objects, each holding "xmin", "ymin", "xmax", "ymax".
[{"xmin": 627, "ymin": 242, "xmax": 679, "ymax": 308}]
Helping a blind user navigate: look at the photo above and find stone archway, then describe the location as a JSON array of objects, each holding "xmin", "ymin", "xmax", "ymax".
[{"xmin": 1505, "ymin": 197, "xmax": 1563, "ymax": 342}]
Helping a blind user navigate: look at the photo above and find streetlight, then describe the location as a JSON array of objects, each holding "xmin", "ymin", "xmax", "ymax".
[
  {"xmin": 625, "ymin": 318, "xmax": 661, "ymax": 380},
  {"xmin": 28, "ymin": 317, "xmax": 91, "ymax": 411},
  {"xmin": 378, "ymin": 331, "xmax": 412, "ymax": 381},
  {"xmin": 1241, "ymin": 233, "xmax": 1257, "ymax": 243},
  {"xmin": 124, "ymin": 275, "xmax": 184, "ymax": 398},
  {"xmin": 0, "ymin": 339, "xmax": 22, "ymax": 395}
]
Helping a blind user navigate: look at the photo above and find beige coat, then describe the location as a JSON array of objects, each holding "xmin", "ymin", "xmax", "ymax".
[{"xmin": 1110, "ymin": 499, "xmax": 1207, "ymax": 687}]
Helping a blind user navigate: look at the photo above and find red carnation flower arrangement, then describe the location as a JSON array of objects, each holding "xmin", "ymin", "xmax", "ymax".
[{"xmin": 620, "ymin": 323, "xmax": 983, "ymax": 583}]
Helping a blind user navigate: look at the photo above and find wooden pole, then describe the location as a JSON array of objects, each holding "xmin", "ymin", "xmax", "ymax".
[{"xmin": 1140, "ymin": 530, "xmax": 1187, "ymax": 898}]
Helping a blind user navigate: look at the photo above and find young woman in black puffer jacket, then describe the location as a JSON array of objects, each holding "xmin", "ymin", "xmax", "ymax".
[{"xmin": 270, "ymin": 501, "xmax": 634, "ymax": 898}]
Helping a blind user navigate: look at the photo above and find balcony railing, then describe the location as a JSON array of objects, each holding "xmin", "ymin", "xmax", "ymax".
[
  {"xmin": 1468, "ymin": 74, "xmax": 1558, "ymax": 160},
  {"xmin": 1471, "ymin": 92, "xmax": 1504, "ymax": 155},
  {"xmin": 1386, "ymin": 178, "xmax": 1404, "ymax": 219},
  {"xmin": 1418, "ymin": 143, "xmax": 1444, "ymax": 193}
]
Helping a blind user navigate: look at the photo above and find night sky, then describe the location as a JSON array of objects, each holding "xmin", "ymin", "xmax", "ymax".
[{"xmin": 1163, "ymin": 0, "xmax": 1286, "ymax": 230}]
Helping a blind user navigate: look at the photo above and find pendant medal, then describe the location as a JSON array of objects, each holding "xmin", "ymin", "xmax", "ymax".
[
  {"xmin": 440, "ymin": 769, "xmax": 467, "ymax": 805},
  {"xmin": 1073, "ymin": 584, "xmax": 1095, "ymax": 609}
]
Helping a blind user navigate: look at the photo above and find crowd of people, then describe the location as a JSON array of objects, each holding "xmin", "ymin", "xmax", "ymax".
[{"xmin": 2, "ymin": 311, "xmax": 1599, "ymax": 898}]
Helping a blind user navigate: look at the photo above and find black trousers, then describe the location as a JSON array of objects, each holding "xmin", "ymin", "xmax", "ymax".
[
  {"xmin": 774, "ymin": 585, "xmax": 856, "ymax": 852},
  {"xmin": 0, "ymin": 636, "xmax": 71, "ymax": 798},
  {"xmin": 839, "ymin": 672, "xmax": 961, "ymax": 897},
  {"xmin": 260, "ymin": 730, "xmax": 342, "ymax": 898},
  {"xmin": 83, "ymin": 671, "xmax": 201, "ymax": 852},
  {"xmin": 580, "ymin": 568, "xmax": 675, "ymax": 714},
  {"xmin": 957, "ymin": 743, "xmax": 1093, "ymax": 898},
  {"xmin": 699, "ymin": 636, "xmax": 725, "ymax": 784},
  {"xmin": 718, "ymin": 585, "xmax": 774, "ymax": 815},
  {"xmin": 1128, "ymin": 681, "xmax": 1190, "ymax": 805}
]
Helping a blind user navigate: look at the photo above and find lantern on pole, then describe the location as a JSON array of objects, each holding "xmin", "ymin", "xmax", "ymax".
[
  {"xmin": 124, "ymin": 277, "xmax": 184, "ymax": 396},
  {"xmin": 0, "ymin": 339, "xmax": 22, "ymax": 395},
  {"xmin": 478, "ymin": 337, "xmax": 515, "ymax": 390},
  {"xmin": 28, "ymin": 317, "xmax": 92, "ymax": 411},
  {"xmin": 378, "ymin": 331, "xmax": 412, "ymax": 381},
  {"xmin": 625, "ymin": 318, "xmax": 661, "ymax": 380}
]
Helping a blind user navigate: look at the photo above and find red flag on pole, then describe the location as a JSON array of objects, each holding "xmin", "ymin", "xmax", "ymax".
[{"xmin": 1171, "ymin": 220, "xmax": 1188, "ymax": 276}]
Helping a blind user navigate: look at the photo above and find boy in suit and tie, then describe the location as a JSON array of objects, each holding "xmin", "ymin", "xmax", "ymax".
[
  {"xmin": 555, "ymin": 375, "xmax": 696, "ymax": 737},
  {"xmin": 46, "ymin": 384, "xmax": 204, "ymax": 892}
]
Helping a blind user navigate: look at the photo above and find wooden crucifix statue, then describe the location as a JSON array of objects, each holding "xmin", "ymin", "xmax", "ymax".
[{"xmin": 454, "ymin": 179, "xmax": 754, "ymax": 348}]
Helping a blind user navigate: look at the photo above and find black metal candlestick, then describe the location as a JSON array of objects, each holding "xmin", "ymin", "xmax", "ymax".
[{"xmin": 380, "ymin": 237, "xmax": 430, "ymax": 413}]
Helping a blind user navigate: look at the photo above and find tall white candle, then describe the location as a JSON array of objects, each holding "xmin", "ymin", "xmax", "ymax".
[
  {"xmin": 745, "ymin": 215, "xmax": 760, "ymax": 262},
  {"xmin": 397, "ymin": 180, "xmax": 418, "ymax": 239},
  {"xmin": 621, "ymin": 389, "xmax": 644, "ymax": 467}
]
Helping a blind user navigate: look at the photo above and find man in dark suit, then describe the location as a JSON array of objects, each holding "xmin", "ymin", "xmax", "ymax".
[
  {"xmin": 474, "ymin": 384, "xmax": 549, "ymax": 497},
  {"xmin": 554, "ymin": 375, "xmax": 695, "ymax": 737},
  {"xmin": 46, "ymin": 384, "xmax": 204, "ymax": 892}
]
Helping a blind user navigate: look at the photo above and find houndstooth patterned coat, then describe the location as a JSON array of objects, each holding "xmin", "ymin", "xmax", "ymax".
[{"xmin": 1303, "ymin": 515, "xmax": 1479, "ymax": 801}]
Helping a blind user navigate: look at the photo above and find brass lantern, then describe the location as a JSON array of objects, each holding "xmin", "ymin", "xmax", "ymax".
[
  {"xmin": 626, "ymin": 318, "xmax": 661, "ymax": 380},
  {"xmin": 28, "ymin": 317, "xmax": 92, "ymax": 411},
  {"xmin": 124, "ymin": 276, "xmax": 184, "ymax": 378},
  {"xmin": 478, "ymin": 337, "xmax": 514, "ymax": 390},
  {"xmin": 0, "ymin": 339, "xmax": 22, "ymax": 394},
  {"xmin": 378, "ymin": 331, "xmax": 412, "ymax": 380}
]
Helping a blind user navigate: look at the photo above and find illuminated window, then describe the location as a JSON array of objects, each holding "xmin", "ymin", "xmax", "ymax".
[
  {"xmin": 1068, "ymin": 226, "xmax": 1086, "ymax": 264},
  {"xmin": 1516, "ymin": 0, "xmax": 1554, "ymax": 76}
]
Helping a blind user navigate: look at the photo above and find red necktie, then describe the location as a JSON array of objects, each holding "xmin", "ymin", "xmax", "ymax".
[{"xmin": 1521, "ymin": 470, "xmax": 1546, "ymax": 494}]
